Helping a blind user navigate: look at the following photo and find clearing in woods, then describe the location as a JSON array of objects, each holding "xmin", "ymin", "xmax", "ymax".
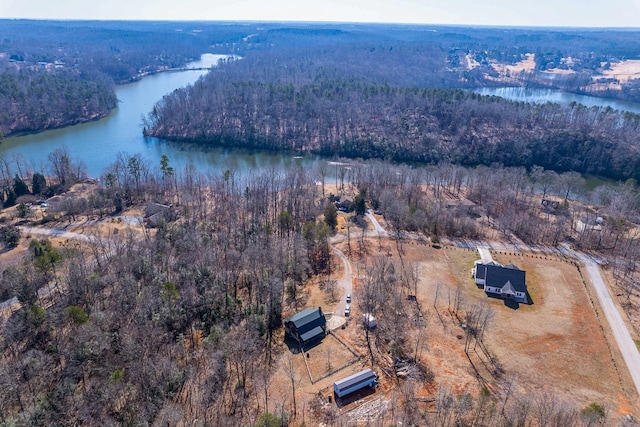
[
  {"xmin": 415, "ymin": 243, "xmax": 637, "ymax": 418},
  {"xmin": 269, "ymin": 238, "xmax": 638, "ymax": 423}
]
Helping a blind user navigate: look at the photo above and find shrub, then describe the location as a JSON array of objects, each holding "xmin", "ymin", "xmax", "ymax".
[
  {"xmin": 65, "ymin": 305, "xmax": 89, "ymax": 324},
  {"xmin": 0, "ymin": 225, "xmax": 20, "ymax": 248}
]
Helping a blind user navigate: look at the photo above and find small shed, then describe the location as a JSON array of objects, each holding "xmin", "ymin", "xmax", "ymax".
[
  {"xmin": 362, "ymin": 313, "xmax": 377, "ymax": 329},
  {"xmin": 333, "ymin": 368, "xmax": 377, "ymax": 398}
]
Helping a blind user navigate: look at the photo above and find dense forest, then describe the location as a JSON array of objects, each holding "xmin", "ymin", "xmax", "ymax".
[
  {"xmin": 3, "ymin": 20, "xmax": 640, "ymax": 426},
  {"xmin": 141, "ymin": 23, "xmax": 640, "ymax": 181},
  {"xmin": 0, "ymin": 71, "xmax": 117, "ymax": 136},
  {"xmin": 4, "ymin": 20, "xmax": 640, "ymax": 137},
  {"xmin": 146, "ymin": 61, "xmax": 640, "ymax": 180},
  {"xmin": 0, "ymin": 148, "xmax": 636, "ymax": 424}
]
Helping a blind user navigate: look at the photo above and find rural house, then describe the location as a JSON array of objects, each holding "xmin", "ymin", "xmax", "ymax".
[
  {"xmin": 474, "ymin": 261, "xmax": 527, "ymax": 303},
  {"xmin": 284, "ymin": 307, "xmax": 327, "ymax": 347},
  {"xmin": 144, "ymin": 202, "xmax": 177, "ymax": 227},
  {"xmin": 334, "ymin": 196, "xmax": 353, "ymax": 212}
]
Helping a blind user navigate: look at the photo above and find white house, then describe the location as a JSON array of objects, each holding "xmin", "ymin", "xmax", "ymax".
[{"xmin": 473, "ymin": 262, "xmax": 527, "ymax": 303}]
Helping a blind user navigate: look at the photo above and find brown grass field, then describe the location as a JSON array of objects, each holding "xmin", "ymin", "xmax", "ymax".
[
  {"xmin": 267, "ymin": 235, "xmax": 639, "ymax": 423},
  {"xmin": 429, "ymin": 244, "xmax": 636, "ymax": 417}
]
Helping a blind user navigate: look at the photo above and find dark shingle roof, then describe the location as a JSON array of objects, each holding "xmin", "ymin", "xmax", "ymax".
[
  {"xmin": 285, "ymin": 307, "xmax": 326, "ymax": 335},
  {"xmin": 485, "ymin": 264, "xmax": 526, "ymax": 293},
  {"xmin": 475, "ymin": 264, "xmax": 487, "ymax": 280},
  {"xmin": 300, "ymin": 326, "xmax": 325, "ymax": 343}
]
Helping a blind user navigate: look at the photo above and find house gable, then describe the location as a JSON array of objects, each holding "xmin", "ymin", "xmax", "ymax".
[{"xmin": 479, "ymin": 263, "xmax": 527, "ymax": 302}]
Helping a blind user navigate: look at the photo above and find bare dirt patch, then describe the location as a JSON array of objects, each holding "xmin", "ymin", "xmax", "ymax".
[
  {"xmin": 410, "ymin": 243, "xmax": 635, "ymax": 418},
  {"xmin": 489, "ymin": 254, "xmax": 623, "ymax": 400},
  {"xmin": 464, "ymin": 53, "xmax": 481, "ymax": 70},
  {"xmin": 267, "ymin": 238, "xmax": 638, "ymax": 425},
  {"xmin": 541, "ymin": 68, "xmax": 577, "ymax": 76}
]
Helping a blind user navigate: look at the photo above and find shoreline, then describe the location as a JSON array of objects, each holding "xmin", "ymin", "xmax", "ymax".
[
  {"xmin": 1, "ymin": 54, "xmax": 219, "ymax": 140},
  {"xmin": 3, "ymin": 109, "xmax": 115, "ymax": 139}
]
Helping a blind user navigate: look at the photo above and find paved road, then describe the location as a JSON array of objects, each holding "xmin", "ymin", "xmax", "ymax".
[
  {"xmin": 568, "ymin": 249, "xmax": 640, "ymax": 397},
  {"xmin": 0, "ymin": 226, "xmax": 113, "ymax": 318},
  {"xmin": 359, "ymin": 217, "xmax": 640, "ymax": 399},
  {"xmin": 9, "ymin": 218, "xmax": 640, "ymax": 400}
]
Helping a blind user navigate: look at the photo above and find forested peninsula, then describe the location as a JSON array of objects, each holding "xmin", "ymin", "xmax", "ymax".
[
  {"xmin": 146, "ymin": 51, "xmax": 640, "ymax": 181},
  {"xmin": 5, "ymin": 19, "xmax": 640, "ymax": 147}
]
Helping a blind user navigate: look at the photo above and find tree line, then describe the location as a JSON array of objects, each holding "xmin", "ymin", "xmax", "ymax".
[
  {"xmin": 5, "ymin": 20, "xmax": 640, "ymax": 137},
  {"xmin": 146, "ymin": 69, "xmax": 640, "ymax": 180},
  {"xmin": 0, "ymin": 71, "xmax": 117, "ymax": 136},
  {"xmin": 0, "ymin": 20, "xmax": 253, "ymax": 137}
]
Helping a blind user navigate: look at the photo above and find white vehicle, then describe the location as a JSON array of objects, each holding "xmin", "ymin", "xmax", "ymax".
[
  {"xmin": 344, "ymin": 305, "xmax": 351, "ymax": 317},
  {"xmin": 346, "ymin": 293, "xmax": 351, "ymax": 303}
]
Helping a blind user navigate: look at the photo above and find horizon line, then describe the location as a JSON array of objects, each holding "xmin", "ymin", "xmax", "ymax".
[{"xmin": 1, "ymin": 17, "xmax": 639, "ymax": 31}]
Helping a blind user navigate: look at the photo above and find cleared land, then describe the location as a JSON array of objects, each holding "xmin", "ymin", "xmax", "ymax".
[
  {"xmin": 491, "ymin": 52, "xmax": 536, "ymax": 76},
  {"xmin": 304, "ymin": 333, "xmax": 359, "ymax": 382},
  {"xmin": 2, "ymin": 183, "xmax": 639, "ymax": 423},
  {"xmin": 348, "ymin": 239, "xmax": 638, "ymax": 418},
  {"xmin": 597, "ymin": 60, "xmax": 640, "ymax": 83}
]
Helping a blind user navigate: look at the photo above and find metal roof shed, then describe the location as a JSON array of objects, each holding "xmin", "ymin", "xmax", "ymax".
[{"xmin": 333, "ymin": 368, "xmax": 377, "ymax": 398}]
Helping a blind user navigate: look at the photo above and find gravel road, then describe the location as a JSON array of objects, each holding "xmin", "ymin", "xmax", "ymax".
[{"xmin": 570, "ymin": 250, "xmax": 640, "ymax": 397}]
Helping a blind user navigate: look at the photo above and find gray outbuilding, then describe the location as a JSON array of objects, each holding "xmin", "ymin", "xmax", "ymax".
[{"xmin": 333, "ymin": 368, "xmax": 377, "ymax": 398}]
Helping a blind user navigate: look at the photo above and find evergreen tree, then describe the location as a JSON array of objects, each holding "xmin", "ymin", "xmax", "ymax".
[
  {"xmin": 13, "ymin": 174, "xmax": 29, "ymax": 197},
  {"xmin": 324, "ymin": 202, "xmax": 338, "ymax": 230},
  {"xmin": 32, "ymin": 173, "xmax": 47, "ymax": 195}
]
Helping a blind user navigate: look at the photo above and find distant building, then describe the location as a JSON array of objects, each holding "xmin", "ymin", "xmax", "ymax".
[
  {"xmin": 333, "ymin": 368, "xmax": 377, "ymax": 398},
  {"xmin": 474, "ymin": 261, "xmax": 527, "ymax": 303},
  {"xmin": 284, "ymin": 307, "xmax": 326, "ymax": 347},
  {"xmin": 334, "ymin": 196, "xmax": 352, "ymax": 212},
  {"xmin": 144, "ymin": 202, "xmax": 177, "ymax": 227},
  {"xmin": 541, "ymin": 199, "xmax": 560, "ymax": 212}
]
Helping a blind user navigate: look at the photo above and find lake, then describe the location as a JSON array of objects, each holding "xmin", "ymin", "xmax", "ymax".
[
  {"xmin": 3, "ymin": 64, "xmax": 635, "ymax": 183},
  {"xmin": 473, "ymin": 86, "xmax": 640, "ymax": 114},
  {"xmin": 1, "ymin": 54, "xmax": 319, "ymax": 179}
]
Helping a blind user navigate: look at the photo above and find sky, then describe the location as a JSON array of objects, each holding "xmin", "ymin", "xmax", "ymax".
[{"xmin": 1, "ymin": 0, "xmax": 640, "ymax": 27}]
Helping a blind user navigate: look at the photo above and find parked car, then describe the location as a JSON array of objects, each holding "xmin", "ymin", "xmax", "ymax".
[
  {"xmin": 344, "ymin": 305, "xmax": 351, "ymax": 317},
  {"xmin": 346, "ymin": 293, "xmax": 351, "ymax": 303}
]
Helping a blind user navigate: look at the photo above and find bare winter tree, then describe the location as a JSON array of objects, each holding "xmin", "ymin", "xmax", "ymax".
[{"xmin": 283, "ymin": 353, "xmax": 300, "ymax": 418}]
